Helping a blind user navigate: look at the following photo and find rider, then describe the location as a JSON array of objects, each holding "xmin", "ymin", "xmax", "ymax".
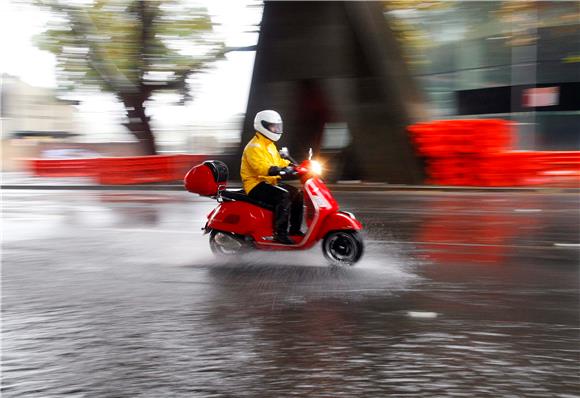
[{"xmin": 241, "ymin": 110, "xmax": 304, "ymax": 244}]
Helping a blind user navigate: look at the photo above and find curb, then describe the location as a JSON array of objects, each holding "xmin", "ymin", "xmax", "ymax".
[
  {"xmin": 2, "ymin": 184, "xmax": 579, "ymax": 194},
  {"xmin": 1, "ymin": 184, "xmax": 185, "ymax": 191},
  {"xmin": 327, "ymin": 184, "xmax": 580, "ymax": 194}
]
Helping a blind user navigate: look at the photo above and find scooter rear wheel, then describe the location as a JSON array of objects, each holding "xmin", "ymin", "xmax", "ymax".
[
  {"xmin": 209, "ymin": 230, "xmax": 246, "ymax": 256},
  {"xmin": 322, "ymin": 231, "xmax": 364, "ymax": 266}
]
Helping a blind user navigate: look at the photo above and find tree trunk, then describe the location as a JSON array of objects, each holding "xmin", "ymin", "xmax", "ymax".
[
  {"xmin": 116, "ymin": 2, "xmax": 159, "ymax": 156},
  {"xmin": 121, "ymin": 93, "xmax": 157, "ymax": 155}
]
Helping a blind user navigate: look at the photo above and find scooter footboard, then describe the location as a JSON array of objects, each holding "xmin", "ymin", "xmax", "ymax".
[{"xmin": 316, "ymin": 211, "xmax": 362, "ymax": 240}]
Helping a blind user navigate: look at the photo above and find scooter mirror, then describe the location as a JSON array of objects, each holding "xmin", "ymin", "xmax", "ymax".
[
  {"xmin": 308, "ymin": 148, "xmax": 313, "ymax": 160},
  {"xmin": 279, "ymin": 147, "xmax": 290, "ymax": 159}
]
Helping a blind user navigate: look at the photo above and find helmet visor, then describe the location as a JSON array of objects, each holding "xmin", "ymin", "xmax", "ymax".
[{"xmin": 261, "ymin": 121, "xmax": 283, "ymax": 135}]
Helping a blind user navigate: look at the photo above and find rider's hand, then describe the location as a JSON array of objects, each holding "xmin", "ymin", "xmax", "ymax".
[
  {"xmin": 280, "ymin": 166, "xmax": 295, "ymax": 175},
  {"xmin": 267, "ymin": 166, "xmax": 281, "ymax": 176},
  {"xmin": 268, "ymin": 166, "xmax": 298, "ymax": 178},
  {"xmin": 280, "ymin": 166, "xmax": 298, "ymax": 180}
]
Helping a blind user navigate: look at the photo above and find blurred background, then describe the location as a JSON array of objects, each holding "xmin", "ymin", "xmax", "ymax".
[{"xmin": 1, "ymin": 0, "xmax": 578, "ymax": 185}]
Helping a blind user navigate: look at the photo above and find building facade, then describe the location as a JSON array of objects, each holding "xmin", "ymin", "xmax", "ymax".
[
  {"xmin": 1, "ymin": 75, "xmax": 79, "ymax": 139},
  {"xmin": 388, "ymin": 1, "xmax": 580, "ymax": 150}
]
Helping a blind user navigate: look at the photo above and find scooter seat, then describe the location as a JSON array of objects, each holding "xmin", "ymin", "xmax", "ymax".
[{"xmin": 220, "ymin": 189, "xmax": 274, "ymax": 210}]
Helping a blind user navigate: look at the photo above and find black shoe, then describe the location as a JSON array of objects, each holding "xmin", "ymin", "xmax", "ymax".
[
  {"xmin": 273, "ymin": 234, "xmax": 294, "ymax": 245},
  {"xmin": 289, "ymin": 230, "xmax": 305, "ymax": 237}
]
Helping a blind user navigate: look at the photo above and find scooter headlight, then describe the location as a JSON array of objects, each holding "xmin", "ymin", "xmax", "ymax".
[{"xmin": 311, "ymin": 160, "xmax": 323, "ymax": 175}]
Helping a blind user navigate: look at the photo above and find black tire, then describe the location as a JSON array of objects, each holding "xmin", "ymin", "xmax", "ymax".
[
  {"xmin": 209, "ymin": 230, "xmax": 246, "ymax": 256},
  {"xmin": 322, "ymin": 231, "xmax": 364, "ymax": 266}
]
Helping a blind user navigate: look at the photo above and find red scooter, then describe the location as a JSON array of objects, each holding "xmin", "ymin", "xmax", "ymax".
[{"xmin": 184, "ymin": 149, "xmax": 364, "ymax": 266}]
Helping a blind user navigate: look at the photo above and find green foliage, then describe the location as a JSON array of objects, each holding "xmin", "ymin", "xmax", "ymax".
[{"xmin": 34, "ymin": 0, "xmax": 224, "ymax": 100}]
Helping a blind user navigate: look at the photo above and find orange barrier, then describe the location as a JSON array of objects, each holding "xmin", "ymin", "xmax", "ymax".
[
  {"xmin": 29, "ymin": 158, "xmax": 99, "ymax": 178},
  {"xmin": 95, "ymin": 154, "xmax": 206, "ymax": 185},
  {"xmin": 525, "ymin": 151, "xmax": 580, "ymax": 187},
  {"xmin": 28, "ymin": 154, "xmax": 207, "ymax": 185},
  {"xmin": 173, "ymin": 154, "xmax": 208, "ymax": 181},
  {"xmin": 408, "ymin": 120, "xmax": 580, "ymax": 187},
  {"xmin": 409, "ymin": 119, "xmax": 511, "ymax": 157}
]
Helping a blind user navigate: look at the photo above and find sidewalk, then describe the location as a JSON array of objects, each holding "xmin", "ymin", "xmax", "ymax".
[{"xmin": 2, "ymin": 172, "xmax": 578, "ymax": 193}]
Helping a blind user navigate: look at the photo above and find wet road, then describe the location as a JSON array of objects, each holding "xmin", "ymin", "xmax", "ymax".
[{"xmin": 2, "ymin": 189, "xmax": 579, "ymax": 397}]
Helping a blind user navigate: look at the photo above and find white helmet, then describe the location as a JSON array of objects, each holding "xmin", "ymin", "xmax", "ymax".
[{"xmin": 254, "ymin": 110, "xmax": 283, "ymax": 142}]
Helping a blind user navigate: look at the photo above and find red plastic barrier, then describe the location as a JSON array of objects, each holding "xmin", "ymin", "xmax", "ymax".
[
  {"xmin": 172, "ymin": 154, "xmax": 208, "ymax": 181},
  {"xmin": 96, "ymin": 155, "xmax": 172, "ymax": 185},
  {"xmin": 408, "ymin": 120, "xmax": 580, "ymax": 187},
  {"xmin": 409, "ymin": 119, "xmax": 512, "ymax": 158},
  {"xmin": 29, "ymin": 158, "xmax": 99, "ymax": 177},
  {"xmin": 29, "ymin": 154, "xmax": 207, "ymax": 185},
  {"xmin": 529, "ymin": 151, "xmax": 580, "ymax": 187},
  {"xmin": 95, "ymin": 154, "xmax": 207, "ymax": 185}
]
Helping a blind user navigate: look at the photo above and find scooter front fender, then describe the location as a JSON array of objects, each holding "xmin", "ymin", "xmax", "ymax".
[{"xmin": 317, "ymin": 211, "xmax": 363, "ymax": 240}]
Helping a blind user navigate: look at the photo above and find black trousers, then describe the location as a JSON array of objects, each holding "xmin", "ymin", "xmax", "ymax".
[{"xmin": 248, "ymin": 182, "xmax": 304, "ymax": 235}]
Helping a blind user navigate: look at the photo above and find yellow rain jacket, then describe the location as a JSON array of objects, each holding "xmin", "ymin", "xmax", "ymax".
[{"xmin": 241, "ymin": 133, "xmax": 290, "ymax": 194}]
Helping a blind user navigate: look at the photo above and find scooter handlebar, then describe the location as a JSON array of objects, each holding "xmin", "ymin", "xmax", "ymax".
[{"xmin": 278, "ymin": 166, "xmax": 298, "ymax": 181}]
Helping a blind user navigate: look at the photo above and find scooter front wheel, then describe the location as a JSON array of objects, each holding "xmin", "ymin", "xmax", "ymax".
[
  {"xmin": 322, "ymin": 231, "xmax": 364, "ymax": 266},
  {"xmin": 209, "ymin": 230, "xmax": 247, "ymax": 256}
]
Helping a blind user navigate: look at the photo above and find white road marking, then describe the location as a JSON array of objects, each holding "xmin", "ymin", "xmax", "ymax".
[
  {"xmin": 367, "ymin": 240, "xmax": 578, "ymax": 250},
  {"xmin": 514, "ymin": 209, "xmax": 543, "ymax": 213},
  {"xmin": 553, "ymin": 243, "xmax": 580, "ymax": 247},
  {"xmin": 407, "ymin": 311, "xmax": 438, "ymax": 319}
]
